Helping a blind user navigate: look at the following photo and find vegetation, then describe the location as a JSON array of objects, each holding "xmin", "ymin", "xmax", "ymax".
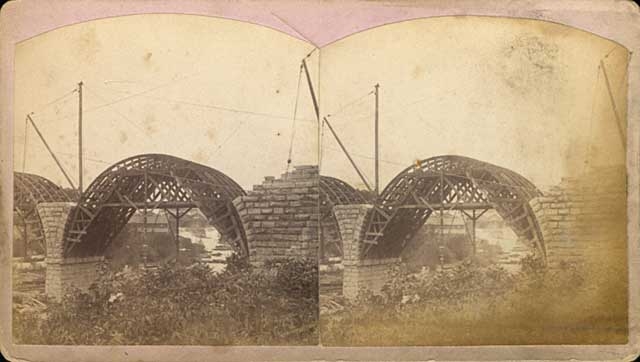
[
  {"xmin": 13, "ymin": 257, "xmax": 318, "ymax": 345},
  {"xmin": 321, "ymin": 255, "xmax": 627, "ymax": 346},
  {"xmin": 401, "ymin": 232, "xmax": 474, "ymax": 271},
  {"xmin": 105, "ymin": 227, "xmax": 206, "ymax": 270}
]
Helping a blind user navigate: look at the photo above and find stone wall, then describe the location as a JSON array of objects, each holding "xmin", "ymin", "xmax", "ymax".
[
  {"xmin": 334, "ymin": 204, "xmax": 400, "ymax": 299},
  {"xmin": 342, "ymin": 257, "xmax": 401, "ymax": 300},
  {"xmin": 37, "ymin": 202, "xmax": 104, "ymax": 299},
  {"xmin": 529, "ymin": 166, "xmax": 626, "ymax": 267},
  {"xmin": 37, "ymin": 202, "xmax": 76, "ymax": 259},
  {"xmin": 45, "ymin": 256, "xmax": 104, "ymax": 298},
  {"xmin": 233, "ymin": 165, "xmax": 320, "ymax": 264},
  {"xmin": 334, "ymin": 204, "xmax": 372, "ymax": 262}
]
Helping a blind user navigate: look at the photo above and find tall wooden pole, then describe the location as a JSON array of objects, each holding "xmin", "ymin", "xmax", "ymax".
[
  {"xmin": 22, "ymin": 117, "xmax": 28, "ymax": 172},
  {"xmin": 143, "ymin": 170, "xmax": 148, "ymax": 250},
  {"xmin": 175, "ymin": 207, "xmax": 180, "ymax": 262},
  {"xmin": 302, "ymin": 59, "xmax": 320, "ymax": 121},
  {"xmin": 439, "ymin": 170, "xmax": 445, "ymax": 267},
  {"xmin": 600, "ymin": 60, "xmax": 626, "ymax": 149},
  {"xmin": 374, "ymin": 84, "xmax": 380, "ymax": 199},
  {"xmin": 26, "ymin": 114, "xmax": 76, "ymax": 189},
  {"xmin": 471, "ymin": 209, "xmax": 477, "ymax": 255},
  {"xmin": 78, "ymin": 81, "xmax": 84, "ymax": 197},
  {"xmin": 324, "ymin": 117, "xmax": 373, "ymax": 192},
  {"xmin": 302, "ymin": 57, "xmax": 324, "ymax": 262}
]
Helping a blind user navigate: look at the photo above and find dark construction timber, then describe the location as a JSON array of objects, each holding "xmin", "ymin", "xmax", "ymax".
[
  {"xmin": 360, "ymin": 155, "xmax": 545, "ymax": 259},
  {"xmin": 26, "ymin": 114, "xmax": 76, "ymax": 190},
  {"xmin": 14, "ymin": 154, "xmax": 545, "ymax": 262},
  {"xmin": 62, "ymin": 154, "xmax": 247, "ymax": 258}
]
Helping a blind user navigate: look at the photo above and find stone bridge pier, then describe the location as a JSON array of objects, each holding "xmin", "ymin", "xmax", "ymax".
[
  {"xmin": 334, "ymin": 204, "xmax": 401, "ymax": 300},
  {"xmin": 233, "ymin": 165, "xmax": 320, "ymax": 265},
  {"xmin": 37, "ymin": 202, "xmax": 103, "ymax": 300},
  {"xmin": 529, "ymin": 166, "xmax": 626, "ymax": 268}
]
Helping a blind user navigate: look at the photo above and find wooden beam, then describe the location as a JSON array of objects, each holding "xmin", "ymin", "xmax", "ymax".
[
  {"xmin": 600, "ymin": 59, "xmax": 626, "ymax": 148},
  {"xmin": 26, "ymin": 114, "xmax": 76, "ymax": 190},
  {"xmin": 396, "ymin": 202, "xmax": 493, "ymax": 210},
  {"xmin": 373, "ymin": 206, "xmax": 391, "ymax": 220},
  {"xmin": 101, "ymin": 201, "xmax": 197, "ymax": 209}
]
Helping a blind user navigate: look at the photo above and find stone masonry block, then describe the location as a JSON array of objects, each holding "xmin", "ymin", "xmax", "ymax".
[{"xmin": 238, "ymin": 165, "xmax": 320, "ymax": 263}]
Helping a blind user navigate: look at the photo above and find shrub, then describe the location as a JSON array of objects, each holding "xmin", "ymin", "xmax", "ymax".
[
  {"xmin": 13, "ymin": 257, "xmax": 318, "ymax": 345},
  {"xmin": 321, "ymin": 254, "xmax": 627, "ymax": 346},
  {"xmin": 377, "ymin": 261, "xmax": 515, "ymax": 308}
]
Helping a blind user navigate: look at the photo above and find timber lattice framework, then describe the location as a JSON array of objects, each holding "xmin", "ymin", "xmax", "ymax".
[
  {"xmin": 62, "ymin": 154, "xmax": 247, "ymax": 258},
  {"xmin": 361, "ymin": 155, "xmax": 545, "ymax": 258},
  {"xmin": 14, "ymin": 154, "xmax": 546, "ymax": 262}
]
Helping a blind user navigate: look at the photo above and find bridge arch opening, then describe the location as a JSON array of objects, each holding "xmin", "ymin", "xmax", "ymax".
[
  {"xmin": 361, "ymin": 155, "xmax": 545, "ymax": 261},
  {"xmin": 13, "ymin": 172, "xmax": 73, "ymax": 257},
  {"xmin": 319, "ymin": 176, "xmax": 367, "ymax": 259},
  {"xmin": 62, "ymin": 154, "xmax": 247, "ymax": 259}
]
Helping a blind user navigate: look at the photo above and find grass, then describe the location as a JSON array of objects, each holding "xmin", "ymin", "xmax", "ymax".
[{"xmin": 320, "ymin": 257, "xmax": 627, "ymax": 346}]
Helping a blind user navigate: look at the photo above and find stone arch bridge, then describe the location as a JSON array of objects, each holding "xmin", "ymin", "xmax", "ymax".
[
  {"xmin": 16, "ymin": 153, "xmax": 550, "ymax": 299},
  {"xmin": 332, "ymin": 155, "xmax": 546, "ymax": 298},
  {"xmin": 62, "ymin": 154, "xmax": 248, "ymax": 258},
  {"xmin": 337, "ymin": 155, "xmax": 545, "ymax": 260},
  {"xmin": 13, "ymin": 172, "xmax": 74, "ymax": 257}
]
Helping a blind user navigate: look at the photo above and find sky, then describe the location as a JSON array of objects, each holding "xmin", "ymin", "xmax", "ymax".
[
  {"xmin": 14, "ymin": 14, "xmax": 318, "ymax": 190},
  {"xmin": 14, "ymin": 15, "xmax": 628, "ymax": 191},
  {"xmin": 319, "ymin": 17, "xmax": 628, "ymax": 190}
]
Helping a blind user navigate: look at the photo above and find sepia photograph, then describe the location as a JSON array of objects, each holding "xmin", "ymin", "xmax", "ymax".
[
  {"xmin": 317, "ymin": 17, "xmax": 629, "ymax": 345},
  {"xmin": 11, "ymin": 14, "xmax": 320, "ymax": 345},
  {"xmin": 1, "ymin": 1, "xmax": 639, "ymax": 361}
]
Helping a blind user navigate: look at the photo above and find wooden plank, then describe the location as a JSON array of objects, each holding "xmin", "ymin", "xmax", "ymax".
[
  {"xmin": 365, "ymin": 232, "xmax": 384, "ymax": 236},
  {"xmin": 397, "ymin": 202, "xmax": 493, "ymax": 210},
  {"xmin": 373, "ymin": 206, "xmax": 391, "ymax": 220},
  {"xmin": 102, "ymin": 201, "xmax": 197, "ymax": 208},
  {"xmin": 78, "ymin": 205, "xmax": 95, "ymax": 219}
]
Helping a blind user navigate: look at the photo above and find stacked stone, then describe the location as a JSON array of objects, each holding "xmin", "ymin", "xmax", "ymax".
[
  {"xmin": 342, "ymin": 257, "xmax": 401, "ymax": 300},
  {"xmin": 37, "ymin": 202, "xmax": 104, "ymax": 299},
  {"xmin": 334, "ymin": 204, "xmax": 400, "ymax": 299},
  {"xmin": 333, "ymin": 204, "xmax": 372, "ymax": 263},
  {"xmin": 529, "ymin": 166, "xmax": 626, "ymax": 267},
  {"xmin": 233, "ymin": 165, "xmax": 320, "ymax": 264},
  {"xmin": 37, "ymin": 202, "xmax": 76, "ymax": 260},
  {"xmin": 45, "ymin": 256, "xmax": 105, "ymax": 298}
]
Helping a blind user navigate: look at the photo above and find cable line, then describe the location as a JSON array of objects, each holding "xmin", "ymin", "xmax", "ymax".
[
  {"xmin": 22, "ymin": 117, "xmax": 28, "ymax": 172},
  {"xmin": 319, "ymin": 116, "xmax": 326, "ymax": 170},
  {"xmin": 40, "ymin": 73, "xmax": 200, "ymax": 124},
  {"xmin": 80, "ymin": 85, "xmax": 166, "ymax": 152},
  {"xmin": 31, "ymin": 88, "xmax": 77, "ymax": 115},
  {"xmin": 88, "ymin": 84, "xmax": 316, "ymax": 123},
  {"xmin": 325, "ymin": 90, "xmax": 374, "ymax": 118},
  {"xmin": 323, "ymin": 146, "xmax": 406, "ymax": 167},
  {"xmin": 328, "ymin": 90, "xmax": 438, "ymax": 126},
  {"xmin": 57, "ymin": 151, "xmax": 113, "ymax": 165},
  {"xmin": 583, "ymin": 64, "xmax": 601, "ymax": 174},
  {"xmin": 210, "ymin": 117, "xmax": 249, "ymax": 158},
  {"xmin": 83, "ymin": 86, "xmax": 147, "ymax": 133},
  {"xmin": 286, "ymin": 65, "xmax": 303, "ymax": 174}
]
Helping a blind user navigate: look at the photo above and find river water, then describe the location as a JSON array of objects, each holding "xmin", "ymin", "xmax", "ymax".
[
  {"xmin": 475, "ymin": 226, "xmax": 531, "ymax": 273},
  {"xmin": 180, "ymin": 227, "xmax": 233, "ymax": 273}
]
